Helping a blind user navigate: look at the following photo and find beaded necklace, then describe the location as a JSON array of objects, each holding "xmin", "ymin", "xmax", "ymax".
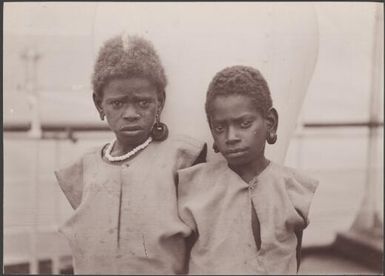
[{"xmin": 104, "ymin": 137, "xmax": 152, "ymax": 162}]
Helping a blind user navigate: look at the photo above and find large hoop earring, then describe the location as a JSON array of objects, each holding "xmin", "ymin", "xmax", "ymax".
[
  {"xmin": 151, "ymin": 114, "xmax": 168, "ymax": 141},
  {"xmin": 267, "ymin": 132, "xmax": 277, "ymax": 144},
  {"xmin": 212, "ymin": 143, "xmax": 219, "ymax": 153}
]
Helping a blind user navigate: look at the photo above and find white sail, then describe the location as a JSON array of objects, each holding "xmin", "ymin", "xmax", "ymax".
[{"xmin": 92, "ymin": 2, "xmax": 319, "ymax": 164}]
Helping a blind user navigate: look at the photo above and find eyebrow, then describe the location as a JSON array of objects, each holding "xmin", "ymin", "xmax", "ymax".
[
  {"xmin": 133, "ymin": 95, "xmax": 153, "ymax": 100},
  {"xmin": 105, "ymin": 95, "xmax": 128, "ymax": 102},
  {"xmin": 212, "ymin": 113, "xmax": 255, "ymax": 122},
  {"xmin": 106, "ymin": 95, "xmax": 154, "ymax": 102}
]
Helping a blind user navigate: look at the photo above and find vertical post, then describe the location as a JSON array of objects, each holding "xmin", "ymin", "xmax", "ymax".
[
  {"xmin": 22, "ymin": 48, "xmax": 42, "ymax": 139},
  {"xmin": 350, "ymin": 5, "xmax": 383, "ymax": 237},
  {"xmin": 52, "ymin": 139, "xmax": 61, "ymax": 274},
  {"xmin": 31, "ymin": 139, "xmax": 41, "ymax": 274},
  {"xmin": 21, "ymin": 47, "xmax": 42, "ymax": 274}
]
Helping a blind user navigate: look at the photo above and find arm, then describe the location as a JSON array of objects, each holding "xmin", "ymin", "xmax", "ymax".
[
  {"xmin": 183, "ymin": 229, "xmax": 198, "ymax": 274},
  {"xmin": 176, "ymin": 166, "xmax": 203, "ymax": 274},
  {"xmin": 295, "ymin": 229, "xmax": 303, "ymax": 272}
]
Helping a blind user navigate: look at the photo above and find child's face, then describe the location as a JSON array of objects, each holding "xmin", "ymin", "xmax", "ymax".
[
  {"xmin": 209, "ymin": 94, "xmax": 268, "ymax": 167},
  {"xmin": 95, "ymin": 77, "xmax": 162, "ymax": 147}
]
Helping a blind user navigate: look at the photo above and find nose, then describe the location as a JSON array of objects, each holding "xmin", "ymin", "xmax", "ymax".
[
  {"xmin": 225, "ymin": 126, "xmax": 241, "ymax": 145},
  {"xmin": 122, "ymin": 105, "xmax": 140, "ymax": 121}
]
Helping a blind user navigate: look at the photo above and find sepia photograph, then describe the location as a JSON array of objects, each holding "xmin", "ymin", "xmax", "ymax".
[{"xmin": 3, "ymin": 2, "xmax": 384, "ymax": 274}]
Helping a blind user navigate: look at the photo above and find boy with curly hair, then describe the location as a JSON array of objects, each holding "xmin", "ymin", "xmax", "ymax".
[
  {"xmin": 55, "ymin": 34, "xmax": 206, "ymax": 274},
  {"xmin": 178, "ymin": 65, "xmax": 318, "ymax": 274}
]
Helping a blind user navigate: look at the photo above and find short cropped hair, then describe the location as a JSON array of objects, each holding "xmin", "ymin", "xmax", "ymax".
[
  {"xmin": 92, "ymin": 34, "xmax": 167, "ymax": 100},
  {"xmin": 205, "ymin": 65, "xmax": 273, "ymax": 119}
]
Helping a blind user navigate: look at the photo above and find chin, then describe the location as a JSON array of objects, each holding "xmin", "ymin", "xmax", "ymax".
[
  {"xmin": 119, "ymin": 132, "xmax": 148, "ymax": 146},
  {"xmin": 225, "ymin": 156, "xmax": 250, "ymax": 168}
]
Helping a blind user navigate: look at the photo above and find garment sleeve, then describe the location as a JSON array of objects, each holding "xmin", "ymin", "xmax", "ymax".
[
  {"xmin": 176, "ymin": 166, "xmax": 201, "ymax": 234},
  {"xmin": 192, "ymin": 143, "xmax": 207, "ymax": 165},
  {"xmin": 54, "ymin": 157, "xmax": 84, "ymax": 210},
  {"xmin": 175, "ymin": 136, "xmax": 207, "ymax": 169},
  {"xmin": 285, "ymin": 170, "xmax": 319, "ymax": 228}
]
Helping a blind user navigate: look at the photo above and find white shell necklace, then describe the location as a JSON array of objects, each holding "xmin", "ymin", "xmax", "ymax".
[{"xmin": 104, "ymin": 137, "xmax": 152, "ymax": 162}]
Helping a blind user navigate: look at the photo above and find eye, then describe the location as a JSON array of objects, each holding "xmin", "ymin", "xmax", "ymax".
[
  {"xmin": 111, "ymin": 100, "xmax": 123, "ymax": 109},
  {"xmin": 240, "ymin": 120, "xmax": 252, "ymax": 128},
  {"xmin": 138, "ymin": 100, "xmax": 150, "ymax": 108},
  {"xmin": 213, "ymin": 124, "xmax": 225, "ymax": 134}
]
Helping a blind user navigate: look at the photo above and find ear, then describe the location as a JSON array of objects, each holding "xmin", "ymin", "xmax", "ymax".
[
  {"xmin": 93, "ymin": 93, "xmax": 105, "ymax": 121},
  {"xmin": 265, "ymin": 107, "xmax": 279, "ymax": 134},
  {"xmin": 156, "ymin": 91, "xmax": 166, "ymax": 115}
]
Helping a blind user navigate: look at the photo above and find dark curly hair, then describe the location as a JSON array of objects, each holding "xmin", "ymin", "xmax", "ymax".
[
  {"xmin": 205, "ymin": 65, "xmax": 273, "ymax": 120},
  {"xmin": 92, "ymin": 34, "xmax": 167, "ymax": 101}
]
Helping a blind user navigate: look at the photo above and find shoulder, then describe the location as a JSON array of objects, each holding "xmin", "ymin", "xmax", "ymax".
[
  {"xmin": 164, "ymin": 134, "xmax": 206, "ymax": 152},
  {"xmin": 159, "ymin": 134, "xmax": 208, "ymax": 168},
  {"xmin": 179, "ymin": 159, "xmax": 227, "ymax": 179},
  {"xmin": 268, "ymin": 162, "xmax": 319, "ymax": 225},
  {"xmin": 269, "ymin": 162, "xmax": 318, "ymax": 194},
  {"xmin": 178, "ymin": 159, "xmax": 228, "ymax": 193},
  {"xmin": 82, "ymin": 145, "xmax": 105, "ymax": 160},
  {"xmin": 56, "ymin": 145, "xmax": 101, "ymax": 176},
  {"xmin": 54, "ymin": 145, "xmax": 104, "ymax": 209}
]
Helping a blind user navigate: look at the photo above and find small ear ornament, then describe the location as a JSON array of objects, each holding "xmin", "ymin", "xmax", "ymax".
[
  {"xmin": 100, "ymin": 112, "xmax": 105, "ymax": 121},
  {"xmin": 267, "ymin": 132, "xmax": 277, "ymax": 144},
  {"xmin": 151, "ymin": 115, "xmax": 168, "ymax": 141},
  {"xmin": 212, "ymin": 143, "xmax": 219, "ymax": 153}
]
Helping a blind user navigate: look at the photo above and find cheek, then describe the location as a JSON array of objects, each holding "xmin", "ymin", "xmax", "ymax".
[
  {"xmin": 250, "ymin": 125, "xmax": 268, "ymax": 145},
  {"xmin": 150, "ymin": 104, "xmax": 158, "ymax": 116},
  {"xmin": 253, "ymin": 121, "xmax": 268, "ymax": 137},
  {"xmin": 212, "ymin": 132, "xmax": 226, "ymax": 148},
  {"xmin": 141, "ymin": 106, "xmax": 158, "ymax": 123},
  {"xmin": 149, "ymin": 99, "xmax": 161, "ymax": 114},
  {"xmin": 104, "ymin": 109, "xmax": 118, "ymax": 120},
  {"xmin": 253, "ymin": 129, "xmax": 267, "ymax": 138}
]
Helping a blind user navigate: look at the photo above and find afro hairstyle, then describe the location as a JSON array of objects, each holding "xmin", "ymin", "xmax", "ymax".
[
  {"xmin": 92, "ymin": 34, "xmax": 167, "ymax": 101},
  {"xmin": 205, "ymin": 65, "xmax": 273, "ymax": 120}
]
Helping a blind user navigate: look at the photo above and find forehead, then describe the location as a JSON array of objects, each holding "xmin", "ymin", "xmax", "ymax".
[
  {"xmin": 209, "ymin": 94, "xmax": 260, "ymax": 120},
  {"xmin": 103, "ymin": 77, "xmax": 157, "ymax": 98}
]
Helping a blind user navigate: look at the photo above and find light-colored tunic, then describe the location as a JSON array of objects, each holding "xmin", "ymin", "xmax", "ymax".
[
  {"xmin": 178, "ymin": 159, "xmax": 318, "ymax": 275},
  {"xmin": 55, "ymin": 135, "xmax": 206, "ymax": 275}
]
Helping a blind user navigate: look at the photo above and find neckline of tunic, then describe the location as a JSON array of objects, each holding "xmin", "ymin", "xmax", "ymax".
[{"xmin": 223, "ymin": 159, "xmax": 275, "ymax": 190}]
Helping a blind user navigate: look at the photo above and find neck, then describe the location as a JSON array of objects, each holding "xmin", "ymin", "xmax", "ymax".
[
  {"xmin": 229, "ymin": 155, "xmax": 270, "ymax": 183},
  {"xmin": 113, "ymin": 137, "xmax": 148, "ymax": 156}
]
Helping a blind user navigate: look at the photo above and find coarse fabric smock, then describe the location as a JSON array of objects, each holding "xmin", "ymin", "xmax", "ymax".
[
  {"xmin": 178, "ymin": 159, "xmax": 318, "ymax": 275},
  {"xmin": 55, "ymin": 135, "xmax": 206, "ymax": 275}
]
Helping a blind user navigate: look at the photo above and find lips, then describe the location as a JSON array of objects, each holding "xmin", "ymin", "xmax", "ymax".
[
  {"xmin": 225, "ymin": 148, "xmax": 248, "ymax": 154},
  {"xmin": 224, "ymin": 148, "xmax": 248, "ymax": 157},
  {"xmin": 120, "ymin": 125, "xmax": 142, "ymax": 132}
]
